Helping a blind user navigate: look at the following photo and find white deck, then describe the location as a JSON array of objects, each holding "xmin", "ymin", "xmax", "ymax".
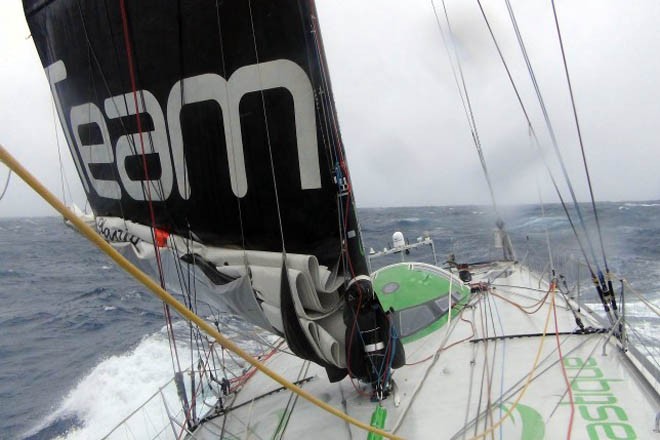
[{"xmin": 184, "ymin": 262, "xmax": 660, "ymax": 439}]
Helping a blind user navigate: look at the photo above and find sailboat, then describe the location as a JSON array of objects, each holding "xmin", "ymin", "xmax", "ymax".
[{"xmin": 3, "ymin": 0, "xmax": 657, "ymax": 438}]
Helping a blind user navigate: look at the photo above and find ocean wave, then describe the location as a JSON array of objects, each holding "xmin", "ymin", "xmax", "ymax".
[
  {"xmin": 28, "ymin": 331, "xmax": 184, "ymax": 440},
  {"xmin": 622, "ymin": 202, "xmax": 660, "ymax": 208}
]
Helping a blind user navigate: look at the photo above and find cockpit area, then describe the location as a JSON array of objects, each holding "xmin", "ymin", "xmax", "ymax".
[{"xmin": 372, "ymin": 263, "xmax": 470, "ymax": 342}]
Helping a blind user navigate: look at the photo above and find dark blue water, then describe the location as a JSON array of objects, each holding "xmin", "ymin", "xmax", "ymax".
[{"xmin": 1, "ymin": 203, "xmax": 658, "ymax": 439}]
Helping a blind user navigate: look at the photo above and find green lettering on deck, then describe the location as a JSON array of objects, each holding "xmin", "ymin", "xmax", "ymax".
[{"xmin": 587, "ymin": 422, "xmax": 637, "ymax": 440}]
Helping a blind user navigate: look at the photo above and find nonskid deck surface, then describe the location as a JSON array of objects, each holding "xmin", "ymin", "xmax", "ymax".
[{"xmin": 189, "ymin": 262, "xmax": 660, "ymax": 440}]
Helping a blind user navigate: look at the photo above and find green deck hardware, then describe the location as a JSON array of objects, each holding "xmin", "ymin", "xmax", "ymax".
[{"xmin": 367, "ymin": 405, "xmax": 388, "ymax": 440}]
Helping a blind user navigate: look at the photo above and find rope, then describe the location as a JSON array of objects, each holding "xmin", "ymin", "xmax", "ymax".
[
  {"xmin": 502, "ymin": 0, "xmax": 603, "ymax": 281},
  {"xmin": 431, "ymin": 0, "xmax": 499, "ymax": 218},
  {"xmin": 0, "ymin": 143, "xmax": 402, "ymax": 440},
  {"xmin": 467, "ymin": 282, "xmax": 556, "ymax": 440},
  {"xmin": 79, "ymin": 1, "xmax": 129, "ymax": 222},
  {"xmin": 0, "ymin": 169, "xmax": 10, "ymax": 201},
  {"xmin": 246, "ymin": 0, "xmax": 288, "ymax": 250},
  {"xmin": 490, "ymin": 285, "xmax": 508, "ymax": 439},
  {"xmin": 50, "ymin": 87, "xmax": 69, "ymax": 205},
  {"xmin": 118, "ymin": 0, "xmax": 186, "ymax": 391},
  {"xmin": 489, "ymin": 288, "xmax": 550, "ymax": 315},
  {"xmin": 307, "ymin": 2, "xmax": 384, "ymax": 397},
  {"xmin": 308, "ymin": 4, "xmax": 366, "ymax": 280},
  {"xmin": 550, "ymin": 0, "xmax": 610, "ymax": 274},
  {"xmin": 534, "ymin": 131, "xmax": 555, "ymax": 274},
  {"xmin": 392, "ymin": 299, "xmax": 475, "ymax": 433},
  {"xmin": 118, "ymin": 0, "xmax": 164, "ymax": 282},
  {"xmin": 473, "ymin": 292, "xmax": 490, "ymax": 437},
  {"xmin": 80, "ymin": 0, "xmax": 190, "ymax": 381},
  {"xmin": 474, "ymin": 0, "xmax": 597, "ymax": 282},
  {"xmin": 214, "ymin": 0, "xmax": 250, "ymax": 272},
  {"xmin": 175, "ymin": 342, "xmax": 219, "ymax": 440},
  {"xmin": 551, "ymin": 291, "xmax": 574, "ymax": 439}
]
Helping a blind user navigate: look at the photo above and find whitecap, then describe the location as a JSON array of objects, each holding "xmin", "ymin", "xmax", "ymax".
[{"xmin": 34, "ymin": 331, "xmax": 188, "ymax": 440}]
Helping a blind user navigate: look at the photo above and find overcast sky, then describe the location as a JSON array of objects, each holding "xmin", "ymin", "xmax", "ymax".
[{"xmin": 1, "ymin": 0, "xmax": 659, "ymax": 217}]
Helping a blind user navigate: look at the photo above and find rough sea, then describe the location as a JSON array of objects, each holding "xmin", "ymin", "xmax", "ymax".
[{"xmin": 1, "ymin": 203, "xmax": 659, "ymax": 439}]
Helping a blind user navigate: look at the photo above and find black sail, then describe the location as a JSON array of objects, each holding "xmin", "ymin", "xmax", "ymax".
[
  {"xmin": 24, "ymin": 0, "xmax": 367, "ymax": 274},
  {"xmin": 24, "ymin": 0, "xmax": 398, "ymax": 382}
]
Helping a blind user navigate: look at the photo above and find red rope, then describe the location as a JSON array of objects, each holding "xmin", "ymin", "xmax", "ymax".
[
  {"xmin": 117, "ymin": 0, "xmax": 166, "ymax": 283},
  {"xmin": 405, "ymin": 311, "xmax": 475, "ymax": 366},
  {"xmin": 346, "ymin": 287, "xmax": 371, "ymax": 397},
  {"xmin": 552, "ymin": 287, "xmax": 575, "ymax": 439},
  {"xmin": 118, "ymin": 0, "xmax": 186, "ymax": 409}
]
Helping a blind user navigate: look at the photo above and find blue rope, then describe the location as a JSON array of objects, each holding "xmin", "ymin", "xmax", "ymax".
[{"xmin": 381, "ymin": 317, "xmax": 398, "ymax": 387}]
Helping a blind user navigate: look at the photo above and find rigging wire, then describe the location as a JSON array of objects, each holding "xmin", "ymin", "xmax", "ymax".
[
  {"xmin": 49, "ymin": 90, "xmax": 71, "ymax": 205},
  {"xmin": 308, "ymin": 2, "xmax": 366, "ymax": 280},
  {"xmin": 84, "ymin": 1, "xmax": 196, "ymax": 385},
  {"xmin": 431, "ymin": 0, "xmax": 499, "ymax": 218},
  {"xmin": 214, "ymin": 0, "xmax": 251, "ymax": 272},
  {"xmin": 247, "ymin": 0, "xmax": 287, "ymax": 250},
  {"xmin": 473, "ymin": 1, "xmax": 616, "ymax": 321},
  {"xmin": 117, "ymin": 0, "xmax": 190, "ymax": 409},
  {"xmin": 549, "ymin": 0, "xmax": 610, "ymax": 275},
  {"xmin": 622, "ymin": 279, "xmax": 660, "ymax": 317},
  {"xmin": 501, "ymin": 0, "xmax": 603, "ymax": 283},
  {"xmin": 245, "ymin": 0, "xmax": 366, "ymax": 395},
  {"xmin": 307, "ymin": 2, "xmax": 389, "ymax": 397},
  {"xmin": 533, "ymin": 124, "xmax": 556, "ymax": 274},
  {"xmin": 78, "ymin": 0, "xmax": 131, "ymax": 224}
]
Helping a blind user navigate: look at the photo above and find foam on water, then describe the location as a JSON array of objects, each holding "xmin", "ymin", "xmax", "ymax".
[
  {"xmin": 3, "ymin": 206, "xmax": 660, "ymax": 438},
  {"xmin": 27, "ymin": 316, "xmax": 268, "ymax": 439},
  {"xmin": 619, "ymin": 203, "xmax": 660, "ymax": 211},
  {"xmin": 29, "ymin": 329, "xmax": 179, "ymax": 439}
]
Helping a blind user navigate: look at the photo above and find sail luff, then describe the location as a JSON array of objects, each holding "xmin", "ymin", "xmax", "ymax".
[{"xmin": 306, "ymin": 0, "xmax": 369, "ymax": 278}]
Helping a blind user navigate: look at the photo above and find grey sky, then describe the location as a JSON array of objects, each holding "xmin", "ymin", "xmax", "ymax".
[{"xmin": 1, "ymin": 0, "xmax": 659, "ymax": 217}]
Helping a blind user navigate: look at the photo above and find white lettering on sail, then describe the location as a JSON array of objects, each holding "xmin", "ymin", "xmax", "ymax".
[
  {"xmin": 47, "ymin": 58, "xmax": 320, "ymax": 201},
  {"xmin": 167, "ymin": 60, "xmax": 321, "ymax": 198},
  {"xmin": 70, "ymin": 102, "xmax": 122, "ymax": 199},
  {"xmin": 166, "ymin": 74, "xmax": 230, "ymax": 199},
  {"xmin": 227, "ymin": 60, "xmax": 321, "ymax": 193},
  {"xmin": 105, "ymin": 91, "xmax": 173, "ymax": 201},
  {"xmin": 44, "ymin": 61, "xmax": 89, "ymax": 192}
]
